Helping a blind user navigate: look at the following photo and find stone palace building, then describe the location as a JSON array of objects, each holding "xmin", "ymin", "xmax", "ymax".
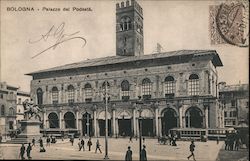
[{"xmin": 27, "ymin": 0, "xmax": 224, "ymax": 137}]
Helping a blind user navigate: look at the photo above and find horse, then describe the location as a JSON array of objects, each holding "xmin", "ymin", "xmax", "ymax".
[{"xmin": 23, "ymin": 100, "xmax": 42, "ymax": 120}]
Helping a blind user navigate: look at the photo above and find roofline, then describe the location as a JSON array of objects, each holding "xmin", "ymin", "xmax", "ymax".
[{"xmin": 26, "ymin": 50, "xmax": 223, "ymax": 76}]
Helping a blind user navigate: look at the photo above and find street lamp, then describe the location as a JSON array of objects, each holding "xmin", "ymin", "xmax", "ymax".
[
  {"xmin": 136, "ymin": 96, "xmax": 143, "ymax": 161},
  {"xmin": 104, "ymin": 80, "xmax": 109, "ymax": 160}
]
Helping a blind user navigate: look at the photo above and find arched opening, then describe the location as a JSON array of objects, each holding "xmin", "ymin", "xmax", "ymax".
[
  {"xmin": 118, "ymin": 111, "xmax": 132, "ymax": 136},
  {"xmin": 185, "ymin": 107, "xmax": 203, "ymax": 128},
  {"xmin": 67, "ymin": 85, "xmax": 75, "ymax": 103},
  {"xmin": 142, "ymin": 78, "xmax": 152, "ymax": 99},
  {"xmin": 64, "ymin": 112, "xmax": 76, "ymax": 129},
  {"xmin": 48, "ymin": 112, "xmax": 59, "ymax": 128},
  {"xmin": 84, "ymin": 83, "xmax": 93, "ymax": 102},
  {"xmin": 82, "ymin": 112, "xmax": 93, "ymax": 137},
  {"xmin": 161, "ymin": 108, "xmax": 177, "ymax": 136},
  {"xmin": 121, "ymin": 80, "xmax": 130, "ymax": 100},
  {"xmin": 140, "ymin": 109, "xmax": 154, "ymax": 136},
  {"xmin": 188, "ymin": 74, "xmax": 200, "ymax": 96},
  {"xmin": 164, "ymin": 76, "xmax": 175, "ymax": 97},
  {"xmin": 37, "ymin": 88, "xmax": 43, "ymax": 105},
  {"xmin": 98, "ymin": 111, "xmax": 111, "ymax": 136}
]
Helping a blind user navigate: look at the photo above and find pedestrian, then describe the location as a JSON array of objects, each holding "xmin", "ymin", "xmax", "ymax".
[
  {"xmin": 142, "ymin": 137, "xmax": 145, "ymax": 143},
  {"xmin": 140, "ymin": 145, "xmax": 147, "ymax": 161},
  {"xmin": 19, "ymin": 143, "xmax": 26, "ymax": 160},
  {"xmin": 81, "ymin": 138, "xmax": 85, "ymax": 151},
  {"xmin": 187, "ymin": 140, "xmax": 196, "ymax": 161},
  {"xmin": 172, "ymin": 137, "xmax": 177, "ymax": 146},
  {"xmin": 95, "ymin": 139, "xmax": 102, "ymax": 153},
  {"xmin": 32, "ymin": 137, "xmax": 35, "ymax": 147},
  {"xmin": 78, "ymin": 139, "xmax": 82, "ymax": 151},
  {"xmin": 125, "ymin": 146, "xmax": 132, "ymax": 161},
  {"xmin": 70, "ymin": 136, "xmax": 74, "ymax": 146},
  {"xmin": 46, "ymin": 136, "xmax": 50, "ymax": 146},
  {"xmin": 129, "ymin": 135, "xmax": 133, "ymax": 143},
  {"xmin": 0, "ymin": 134, "xmax": 2, "ymax": 143},
  {"xmin": 39, "ymin": 137, "xmax": 46, "ymax": 152},
  {"xmin": 26, "ymin": 142, "xmax": 32, "ymax": 159},
  {"xmin": 234, "ymin": 138, "xmax": 240, "ymax": 151},
  {"xmin": 87, "ymin": 138, "xmax": 93, "ymax": 151},
  {"xmin": 224, "ymin": 137, "xmax": 228, "ymax": 150},
  {"xmin": 216, "ymin": 136, "xmax": 219, "ymax": 144}
]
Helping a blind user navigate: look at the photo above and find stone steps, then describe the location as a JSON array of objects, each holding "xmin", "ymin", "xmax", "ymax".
[{"xmin": 6, "ymin": 137, "xmax": 30, "ymax": 144}]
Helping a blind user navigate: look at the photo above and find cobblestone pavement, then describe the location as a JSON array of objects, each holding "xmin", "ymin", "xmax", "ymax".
[{"xmin": 0, "ymin": 138, "xmax": 224, "ymax": 160}]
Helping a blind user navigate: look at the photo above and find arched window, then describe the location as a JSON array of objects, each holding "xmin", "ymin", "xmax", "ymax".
[
  {"xmin": 67, "ymin": 85, "xmax": 75, "ymax": 103},
  {"xmin": 37, "ymin": 88, "xmax": 43, "ymax": 105},
  {"xmin": 52, "ymin": 87, "xmax": 59, "ymax": 104},
  {"xmin": 142, "ymin": 78, "xmax": 152, "ymax": 99},
  {"xmin": 48, "ymin": 112, "xmax": 59, "ymax": 128},
  {"xmin": 188, "ymin": 74, "xmax": 200, "ymax": 96},
  {"xmin": 164, "ymin": 76, "xmax": 175, "ymax": 96},
  {"xmin": 1, "ymin": 105, "xmax": 5, "ymax": 116},
  {"xmin": 120, "ymin": 16, "xmax": 132, "ymax": 31},
  {"xmin": 84, "ymin": 83, "xmax": 93, "ymax": 102},
  {"xmin": 121, "ymin": 80, "xmax": 130, "ymax": 100},
  {"xmin": 9, "ymin": 107, "xmax": 14, "ymax": 116}
]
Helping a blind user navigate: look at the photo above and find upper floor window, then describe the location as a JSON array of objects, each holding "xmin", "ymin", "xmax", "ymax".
[
  {"xmin": 121, "ymin": 80, "xmax": 130, "ymax": 100},
  {"xmin": 120, "ymin": 16, "xmax": 132, "ymax": 31},
  {"xmin": 188, "ymin": 74, "xmax": 200, "ymax": 96},
  {"xmin": 52, "ymin": 87, "xmax": 59, "ymax": 104},
  {"xmin": 0, "ymin": 94, "xmax": 3, "ymax": 99},
  {"xmin": 67, "ymin": 85, "xmax": 75, "ymax": 103},
  {"xmin": 84, "ymin": 83, "xmax": 93, "ymax": 102},
  {"xmin": 37, "ymin": 88, "xmax": 43, "ymax": 105},
  {"xmin": 231, "ymin": 100, "xmax": 236, "ymax": 107},
  {"xmin": 9, "ymin": 107, "xmax": 14, "ymax": 116},
  {"xmin": 164, "ymin": 76, "xmax": 175, "ymax": 96},
  {"xmin": 1, "ymin": 105, "xmax": 5, "ymax": 116},
  {"xmin": 142, "ymin": 78, "xmax": 152, "ymax": 99}
]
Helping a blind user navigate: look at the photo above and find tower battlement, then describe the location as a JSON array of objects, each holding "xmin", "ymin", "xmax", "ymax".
[{"xmin": 116, "ymin": 0, "xmax": 143, "ymax": 15}]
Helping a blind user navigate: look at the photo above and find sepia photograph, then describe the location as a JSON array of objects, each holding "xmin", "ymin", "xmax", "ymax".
[{"xmin": 0, "ymin": 0, "xmax": 249, "ymax": 160}]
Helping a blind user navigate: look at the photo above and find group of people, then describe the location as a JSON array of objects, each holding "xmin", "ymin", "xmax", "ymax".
[
  {"xmin": 19, "ymin": 143, "xmax": 32, "ymax": 160},
  {"xmin": 224, "ymin": 134, "xmax": 241, "ymax": 151},
  {"xmin": 158, "ymin": 135, "xmax": 177, "ymax": 146},
  {"xmin": 71, "ymin": 136, "xmax": 102, "ymax": 153},
  {"xmin": 125, "ymin": 145, "xmax": 147, "ymax": 161}
]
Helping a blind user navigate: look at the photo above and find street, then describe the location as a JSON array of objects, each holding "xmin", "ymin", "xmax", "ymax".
[{"xmin": 0, "ymin": 138, "xmax": 224, "ymax": 160}]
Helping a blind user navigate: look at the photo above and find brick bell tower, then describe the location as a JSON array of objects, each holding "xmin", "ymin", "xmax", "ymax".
[{"xmin": 116, "ymin": 0, "xmax": 144, "ymax": 56}]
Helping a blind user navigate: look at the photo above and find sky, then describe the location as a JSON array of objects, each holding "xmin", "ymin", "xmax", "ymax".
[{"xmin": 0, "ymin": 0, "xmax": 249, "ymax": 92}]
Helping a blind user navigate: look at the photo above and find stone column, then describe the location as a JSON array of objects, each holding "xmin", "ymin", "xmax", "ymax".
[
  {"xmin": 205, "ymin": 106, "xmax": 209, "ymax": 128},
  {"xmin": 94, "ymin": 110, "xmax": 97, "ymax": 137},
  {"xmin": 158, "ymin": 117, "xmax": 162, "ymax": 137},
  {"xmin": 43, "ymin": 112, "xmax": 46, "ymax": 129},
  {"xmin": 136, "ymin": 118, "xmax": 139, "ymax": 137},
  {"xmin": 59, "ymin": 111, "xmax": 62, "ymax": 129},
  {"xmin": 133, "ymin": 109, "xmax": 136, "ymax": 136},
  {"xmin": 179, "ymin": 107, "xmax": 183, "ymax": 128},
  {"xmin": 112, "ymin": 110, "xmax": 116, "ymax": 136},
  {"xmin": 76, "ymin": 111, "xmax": 79, "ymax": 130},
  {"xmin": 115, "ymin": 118, "xmax": 119, "ymax": 136},
  {"xmin": 155, "ymin": 108, "xmax": 159, "ymax": 136}
]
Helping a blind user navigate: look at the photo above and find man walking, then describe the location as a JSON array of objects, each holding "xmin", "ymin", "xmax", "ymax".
[
  {"xmin": 81, "ymin": 138, "xmax": 85, "ymax": 151},
  {"xmin": 26, "ymin": 143, "xmax": 32, "ymax": 159},
  {"xmin": 46, "ymin": 136, "xmax": 50, "ymax": 146},
  {"xmin": 187, "ymin": 140, "xmax": 196, "ymax": 161},
  {"xmin": 129, "ymin": 135, "xmax": 133, "ymax": 143},
  {"xmin": 125, "ymin": 146, "xmax": 132, "ymax": 161},
  {"xmin": 95, "ymin": 139, "xmax": 102, "ymax": 153},
  {"xmin": 20, "ymin": 143, "xmax": 26, "ymax": 160},
  {"xmin": 140, "ymin": 145, "xmax": 147, "ymax": 161},
  {"xmin": 32, "ymin": 138, "xmax": 35, "ymax": 147},
  {"xmin": 87, "ymin": 138, "xmax": 92, "ymax": 151}
]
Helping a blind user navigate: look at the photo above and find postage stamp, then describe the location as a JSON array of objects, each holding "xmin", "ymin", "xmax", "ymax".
[{"xmin": 210, "ymin": 0, "xmax": 249, "ymax": 47}]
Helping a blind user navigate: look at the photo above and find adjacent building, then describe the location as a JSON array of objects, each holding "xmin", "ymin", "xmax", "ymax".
[
  {"xmin": 219, "ymin": 82, "xmax": 249, "ymax": 127},
  {"xmin": 0, "ymin": 82, "xmax": 18, "ymax": 137},
  {"xmin": 27, "ymin": 0, "xmax": 224, "ymax": 137}
]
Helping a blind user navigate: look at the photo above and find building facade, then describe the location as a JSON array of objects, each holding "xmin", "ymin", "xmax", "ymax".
[
  {"xmin": 27, "ymin": 0, "xmax": 224, "ymax": 137},
  {"xmin": 219, "ymin": 82, "xmax": 249, "ymax": 127},
  {"xmin": 0, "ymin": 82, "xmax": 18, "ymax": 137}
]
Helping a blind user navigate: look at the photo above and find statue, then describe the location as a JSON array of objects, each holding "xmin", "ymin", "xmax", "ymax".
[{"xmin": 23, "ymin": 99, "xmax": 42, "ymax": 120}]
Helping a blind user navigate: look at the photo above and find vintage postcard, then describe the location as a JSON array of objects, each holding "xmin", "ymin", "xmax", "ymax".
[{"xmin": 0, "ymin": 0, "xmax": 249, "ymax": 160}]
